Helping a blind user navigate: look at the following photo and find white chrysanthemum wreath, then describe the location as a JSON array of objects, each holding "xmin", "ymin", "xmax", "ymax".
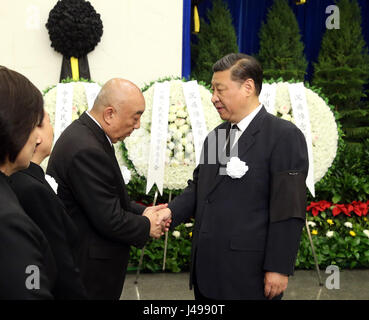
[
  {"xmin": 41, "ymin": 80, "xmax": 127, "ymax": 175},
  {"xmin": 272, "ymin": 81, "xmax": 339, "ymax": 183},
  {"xmin": 123, "ymin": 78, "xmax": 222, "ymax": 190}
]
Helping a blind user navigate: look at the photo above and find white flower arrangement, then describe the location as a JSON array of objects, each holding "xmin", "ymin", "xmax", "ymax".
[
  {"xmin": 272, "ymin": 82, "xmax": 339, "ymax": 183},
  {"xmin": 226, "ymin": 157, "xmax": 248, "ymax": 179},
  {"xmin": 42, "ymin": 81, "xmax": 126, "ymax": 170},
  {"xmin": 124, "ymin": 79, "xmax": 222, "ymax": 190}
]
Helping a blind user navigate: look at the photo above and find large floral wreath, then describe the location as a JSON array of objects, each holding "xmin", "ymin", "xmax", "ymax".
[
  {"xmin": 269, "ymin": 81, "xmax": 340, "ymax": 183},
  {"xmin": 123, "ymin": 78, "xmax": 222, "ymax": 191}
]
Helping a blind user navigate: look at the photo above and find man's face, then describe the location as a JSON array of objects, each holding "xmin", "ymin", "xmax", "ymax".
[
  {"xmin": 108, "ymin": 96, "xmax": 145, "ymax": 143},
  {"xmin": 211, "ymin": 69, "xmax": 247, "ymax": 123}
]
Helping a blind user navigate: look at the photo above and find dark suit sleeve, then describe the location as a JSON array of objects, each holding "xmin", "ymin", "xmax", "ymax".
[
  {"xmin": 168, "ymin": 164, "xmax": 199, "ymax": 229},
  {"xmin": 67, "ymin": 148, "xmax": 150, "ymax": 248},
  {"xmin": 130, "ymin": 201, "xmax": 146, "ymax": 215},
  {"xmin": 0, "ymin": 211, "xmax": 54, "ymax": 300},
  {"xmin": 263, "ymin": 125, "xmax": 309, "ymax": 276},
  {"xmin": 13, "ymin": 181, "xmax": 87, "ymax": 299}
]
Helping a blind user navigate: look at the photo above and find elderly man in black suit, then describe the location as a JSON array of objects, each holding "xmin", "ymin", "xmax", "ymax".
[
  {"xmin": 47, "ymin": 79, "xmax": 167, "ymax": 300},
  {"xmin": 158, "ymin": 53, "xmax": 309, "ymax": 300},
  {"xmin": 10, "ymin": 111, "xmax": 87, "ymax": 299}
]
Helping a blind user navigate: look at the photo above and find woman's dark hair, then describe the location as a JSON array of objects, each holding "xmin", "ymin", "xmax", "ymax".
[
  {"xmin": 212, "ymin": 53, "xmax": 263, "ymax": 95},
  {"xmin": 0, "ymin": 66, "xmax": 44, "ymax": 165}
]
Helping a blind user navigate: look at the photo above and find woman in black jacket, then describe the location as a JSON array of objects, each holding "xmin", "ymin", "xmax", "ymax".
[
  {"xmin": 10, "ymin": 111, "xmax": 87, "ymax": 299},
  {"xmin": 0, "ymin": 66, "xmax": 56, "ymax": 299}
]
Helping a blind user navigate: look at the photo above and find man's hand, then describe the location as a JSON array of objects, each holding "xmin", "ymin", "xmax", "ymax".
[
  {"xmin": 157, "ymin": 208, "xmax": 172, "ymax": 232},
  {"xmin": 264, "ymin": 272, "xmax": 288, "ymax": 300},
  {"xmin": 143, "ymin": 204, "xmax": 168, "ymax": 238}
]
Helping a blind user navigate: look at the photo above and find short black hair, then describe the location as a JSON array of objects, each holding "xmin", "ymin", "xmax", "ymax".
[
  {"xmin": 212, "ymin": 53, "xmax": 263, "ymax": 95},
  {"xmin": 0, "ymin": 66, "xmax": 44, "ymax": 164}
]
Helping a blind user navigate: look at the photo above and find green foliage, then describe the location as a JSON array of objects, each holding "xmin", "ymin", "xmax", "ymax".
[
  {"xmin": 129, "ymin": 220, "xmax": 194, "ymax": 273},
  {"xmin": 314, "ymin": 139, "xmax": 369, "ymax": 203},
  {"xmin": 257, "ymin": 0, "xmax": 307, "ymax": 81},
  {"xmin": 296, "ymin": 213, "xmax": 369, "ymax": 269},
  {"xmin": 312, "ymin": 0, "xmax": 369, "ymax": 145},
  {"xmin": 191, "ymin": 0, "xmax": 239, "ymax": 85}
]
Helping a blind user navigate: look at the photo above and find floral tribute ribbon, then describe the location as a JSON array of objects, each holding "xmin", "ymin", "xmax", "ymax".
[
  {"xmin": 182, "ymin": 80, "xmax": 208, "ymax": 166},
  {"xmin": 259, "ymin": 83, "xmax": 277, "ymax": 115},
  {"xmin": 53, "ymin": 83, "xmax": 74, "ymax": 145},
  {"xmin": 82, "ymin": 82, "xmax": 101, "ymax": 111},
  {"xmin": 288, "ymin": 82, "xmax": 315, "ymax": 197},
  {"xmin": 146, "ymin": 81, "xmax": 171, "ymax": 195}
]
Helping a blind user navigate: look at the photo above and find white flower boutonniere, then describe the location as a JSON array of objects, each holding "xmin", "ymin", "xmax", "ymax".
[
  {"xmin": 226, "ymin": 157, "xmax": 249, "ymax": 179},
  {"xmin": 45, "ymin": 174, "xmax": 58, "ymax": 194},
  {"xmin": 120, "ymin": 165, "xmax": 131, "ymax": 184}
]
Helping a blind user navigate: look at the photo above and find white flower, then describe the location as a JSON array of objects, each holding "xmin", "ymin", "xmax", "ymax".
[
  {"xmin": 326, "ymin": 231, "xmax": 334, "ymax": 238},
  {"xmin": 176, "ymin": 110, "xmax": 187, "ymax": 118},
  {"xmin": 167, "ymin": 142, "xmax": 175, "ymax": 150},
  {"xmin": 307, "ymin": 221, "xmax": 316, "ymax": 228},
  {"xmin": 168, "ymin": 123, "xmax": 177, "ymax": 132},
  {"xmin": 184, "ymin": 223, "xmax": 193, "ymax": 228},
  {"xmin": 172, "ymin": 231, "xmax": 181, "ymax": 239},
  {"xmin": 180, "ymin": 124, "xmax": 190, "ymax": 135},
  {"xmin": 363, "ymin": 230, "xmax": 369, "ymax": 238},
  {"xmin": 344, "ymin": 222, "xmax": 353, "ymax": 228},
  {"xmin": 168, "ymin": 114, "xmax": 176, "ymax": 122},
  {"xmin": 185, "ymin": 143, "xmax": 194, "ymax": 153},
  {"xmin": 175, "ymin": 118, "xmax": 186, "ymax": 127},
  {"xmin": 120, "ymin": 165, "xmax": 131, "ymax": 184},
  {"xmin": 226, "ymin": 157, "xmax": 249, "ymax": 179},
  {"xmin": 45, "ymin": 174, "xmax": 58, "ymax": 194}
]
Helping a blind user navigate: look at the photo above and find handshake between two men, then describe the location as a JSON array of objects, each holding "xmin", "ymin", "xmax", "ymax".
[{"xmin": 142, "ymin": 204, "xmax": 173, "ymax": 238}]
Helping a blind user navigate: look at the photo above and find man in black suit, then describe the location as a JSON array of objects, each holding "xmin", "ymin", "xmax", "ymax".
[
  {"xmin": 10, "ymin": 111, "xmax": 87, "ymax": 299},
  {"xmin": 159, "ymin": 53, "xmax": 309, "ymax": 300},
  {"xmin": 47, "ymin": 79, "xmax": 166, "ymax": 300}
]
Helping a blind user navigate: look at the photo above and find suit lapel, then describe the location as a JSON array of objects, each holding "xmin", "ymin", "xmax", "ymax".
[{"xmin": 205, "ymin": 106, "xmax": 267, "ymax": 197}]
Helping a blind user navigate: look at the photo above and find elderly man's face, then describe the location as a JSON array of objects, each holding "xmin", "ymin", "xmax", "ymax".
[
  {"xmin": 211, "ymin": 69, "xmax": 248, "ymax": 123},
  {"xmin": 108, "ymin": 96, "xmax": 145, "ymax": 143}
]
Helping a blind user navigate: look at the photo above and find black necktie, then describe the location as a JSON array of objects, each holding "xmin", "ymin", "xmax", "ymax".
[{"xmin": 225, "ymin": 124, "xmax": 239, "ymax": 157}]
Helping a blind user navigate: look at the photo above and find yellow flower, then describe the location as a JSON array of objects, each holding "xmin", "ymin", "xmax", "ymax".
[
  {"xmin": 364, "ymin": 217, "xmax": 368, "ymax": 222},
  {"xmin": 327, "ymin": 219, "xmax": 334, "ymax": 225},
  {"xmin": 312, "ymin": 229, "xmax": 318, "ymax": 235},
  {"xmin": 349, "ymin": 231, "xmax": 356, "ymax": 237},
  {"xmin": 189, "ymin": 232, "xmax": 192, "ymax": 238}
]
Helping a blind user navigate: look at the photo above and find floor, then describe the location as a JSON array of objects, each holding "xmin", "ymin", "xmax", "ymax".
[{"xmin": 120, "ymin": 269, "xmax": 369, "ymax": 300}]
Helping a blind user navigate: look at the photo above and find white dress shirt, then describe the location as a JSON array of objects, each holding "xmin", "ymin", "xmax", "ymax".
[{"xmin": 231, "ymin": 104, "xmax": 263, "ymax": 148}]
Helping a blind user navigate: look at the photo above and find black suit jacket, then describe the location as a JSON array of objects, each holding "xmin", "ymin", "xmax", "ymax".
[
  {"xmin": 46, "ymin": 112, "xmax": 150, "ymax": 300},
  {"xmin": 0, "ymin": 171, "xmax": 56, "ymax": 299},
  {"xmin": 168, "ymin": 106, "xmax": 309, "ymax": 299},
  {"xmin": 9, "ymin": 162, "xmax": 87, "ymax": 299}
]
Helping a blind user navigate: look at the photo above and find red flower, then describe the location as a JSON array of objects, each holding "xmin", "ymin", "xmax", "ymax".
[
  {"xmin": 332, "ymin": 204, "xmax": 353, "ymax": 217},
  {"xmin": 307, "ymin": 200, "xmax": 332, "ymax": 216},
  {"xmin": 352, "ymin": 201, "xmax": 368, "ymax": 217}
]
